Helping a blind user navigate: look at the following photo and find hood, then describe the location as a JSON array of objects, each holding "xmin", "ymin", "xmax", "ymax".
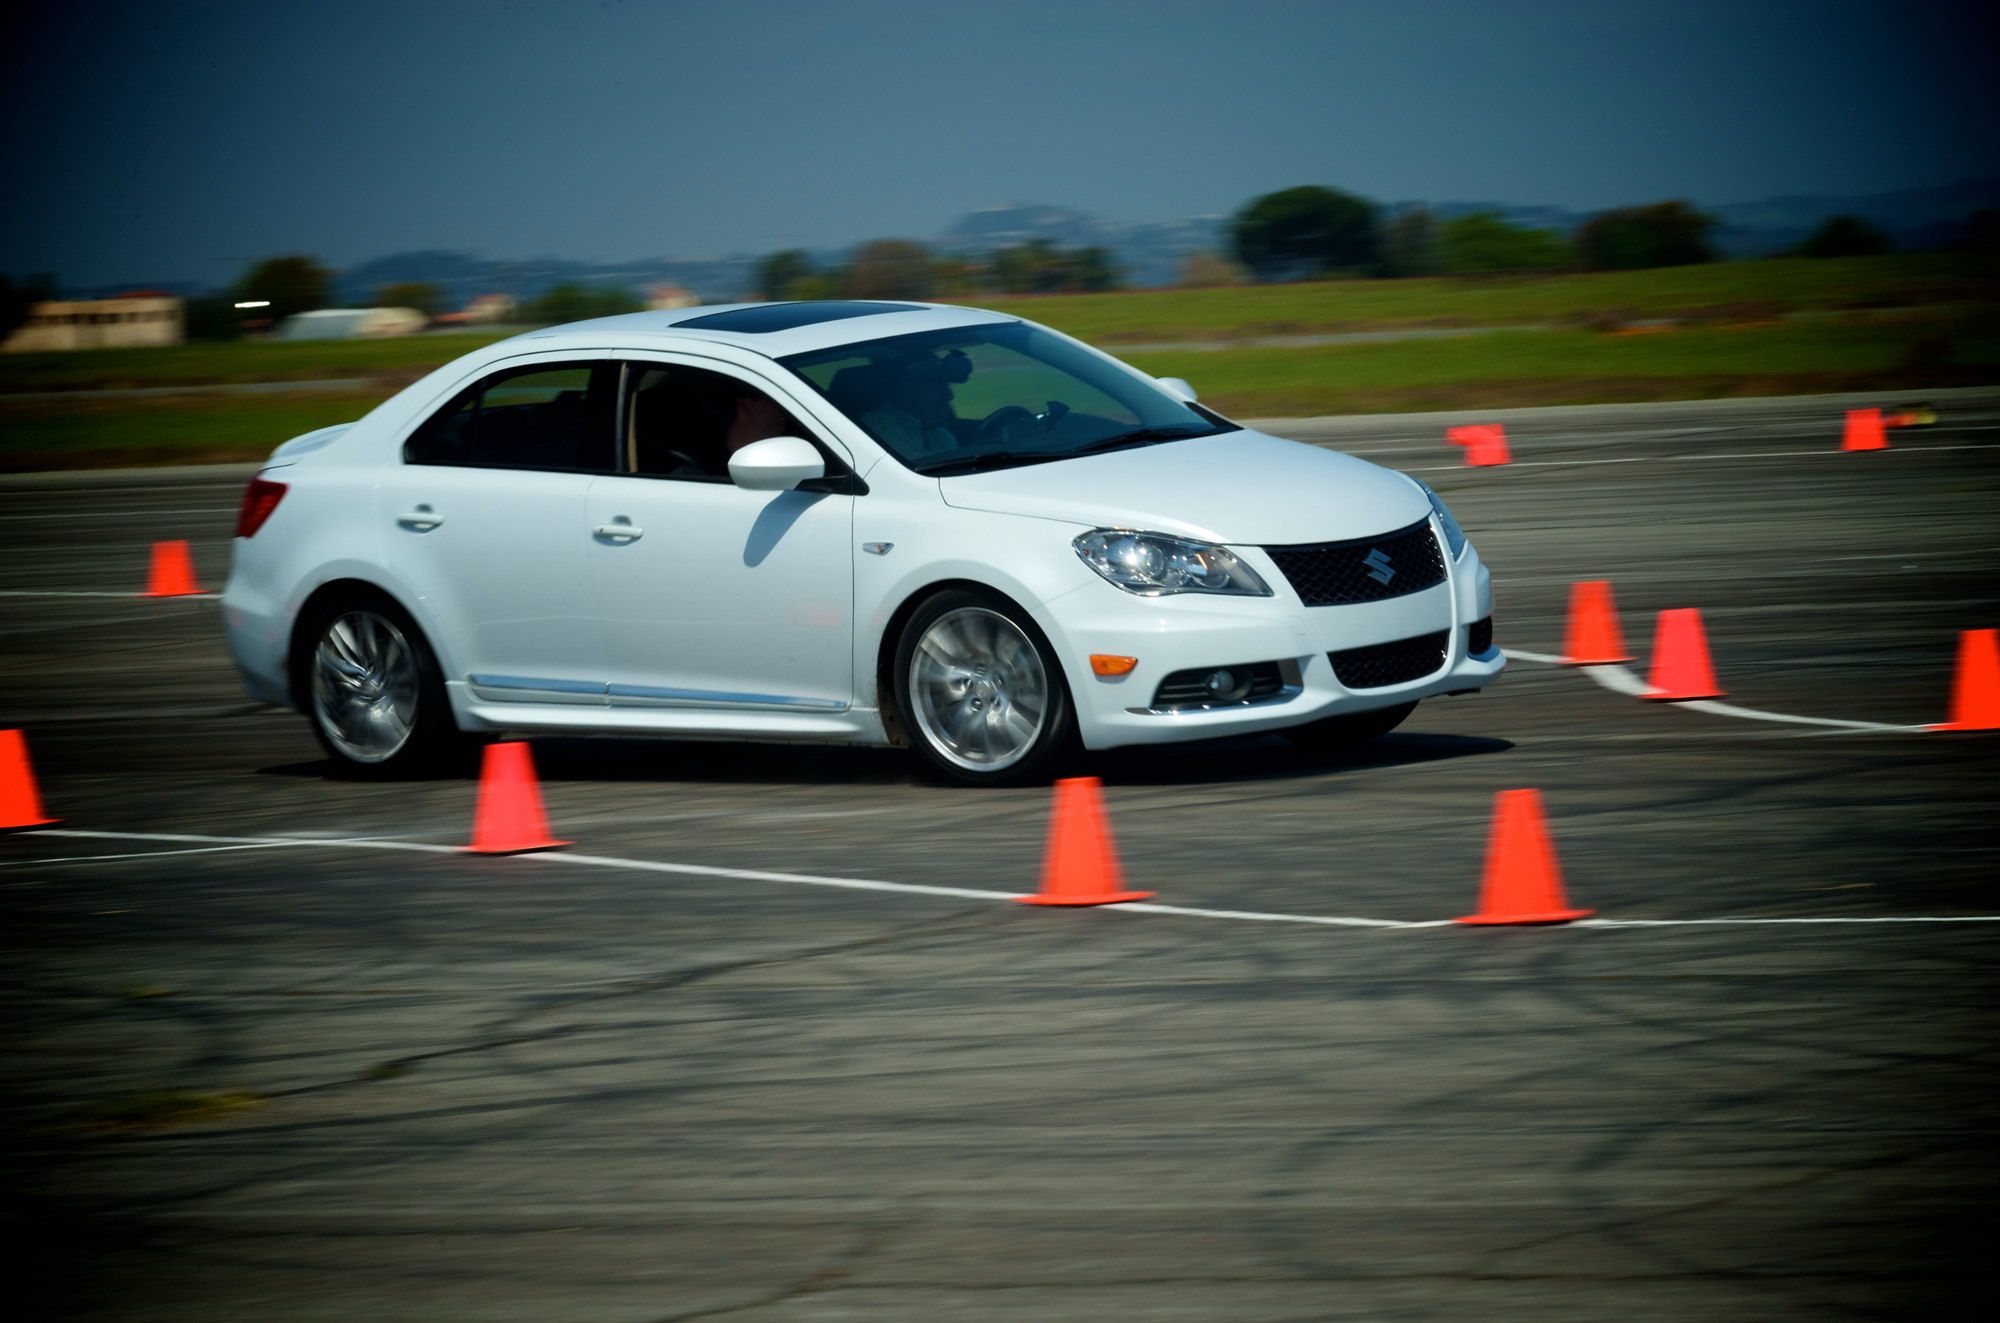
[{"xmin": 939, "ymin": 428, "xmax": 1429, "ymax": 545}]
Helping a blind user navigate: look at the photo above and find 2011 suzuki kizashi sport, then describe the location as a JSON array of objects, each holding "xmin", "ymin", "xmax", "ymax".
[{"xmin": 222, "ymin": 300, "xmax": 1502, "ymax": 784}]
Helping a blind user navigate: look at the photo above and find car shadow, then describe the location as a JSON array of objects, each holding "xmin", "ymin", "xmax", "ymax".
[{"xmin": 258, "ymin": 729, "xmax": 1511, "ymax": 788}]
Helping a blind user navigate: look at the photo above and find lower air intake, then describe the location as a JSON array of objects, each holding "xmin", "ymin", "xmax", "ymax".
[{"xmin": 1329, "ymin": 630, "xmax": 1450, "ymax": 690}]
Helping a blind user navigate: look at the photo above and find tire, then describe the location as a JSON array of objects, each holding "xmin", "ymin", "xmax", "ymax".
[
  {"xmin": 1282, "ymin": 700, "xmax": 1417, "ymax": 754},
  {"xmin": 893, "ymin": 588, "xmax": 1077, "ymax": 786},
  {"xmin": 296, "ymin": 591, "xmax": 465, "ymax": 779}
]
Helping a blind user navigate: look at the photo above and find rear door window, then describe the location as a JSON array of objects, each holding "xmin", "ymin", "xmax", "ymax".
[{"xmin": 406, "ymin": 362, "xmax": 618, "ymax": 472}]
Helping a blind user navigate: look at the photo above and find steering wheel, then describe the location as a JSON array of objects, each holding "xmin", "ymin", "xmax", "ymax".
[{"xmin": 976, "ymin": 405, "xmax": 1037, "ymax": 442}]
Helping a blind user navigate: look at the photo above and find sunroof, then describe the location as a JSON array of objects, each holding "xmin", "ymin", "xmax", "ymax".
[{"xmin": 676, "ymin": 301, "xmax": 925, "ymax": 334}]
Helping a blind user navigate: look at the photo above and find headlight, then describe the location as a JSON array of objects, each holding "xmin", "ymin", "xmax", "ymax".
[
  {"xmin": 1418, "ymin": 481, "xmax": 1469, "ymax": 558},
  {"xmin": 1074, "ymin": 529, "xmax": 1271, "ymax": 597}
]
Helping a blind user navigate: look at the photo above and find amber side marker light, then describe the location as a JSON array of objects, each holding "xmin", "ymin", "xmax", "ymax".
[{"xmin": 1090, "ymin": 655, "xmax": 1139, "ymax": 677}]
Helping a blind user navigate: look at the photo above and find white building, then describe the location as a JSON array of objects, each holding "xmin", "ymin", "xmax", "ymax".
[
  {"xmin": 278, "ymin": 308, "xmax": 427, "ymax": 340},
  {"xmin": 3, "ymin": 294, "xmax": 184, "ymax": 352}
]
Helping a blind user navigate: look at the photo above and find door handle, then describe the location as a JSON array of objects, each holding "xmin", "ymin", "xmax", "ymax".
[
  {"xmin": 396, "ymin": 506, "xmax": 443, "ymax": 530},
  {"xmin": 593, "ymin": 520, "xmax": 644, "ymax": 542}
]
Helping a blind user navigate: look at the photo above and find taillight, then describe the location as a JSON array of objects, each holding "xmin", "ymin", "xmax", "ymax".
[{"xmin": 235, "ymin": 475, "xmax": 288, "ymax": 538}]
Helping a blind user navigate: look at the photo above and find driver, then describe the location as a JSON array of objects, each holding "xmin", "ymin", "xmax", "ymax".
[{"xmin": 861, "ymin": 351, "xmax": 968, "ymax": 458}]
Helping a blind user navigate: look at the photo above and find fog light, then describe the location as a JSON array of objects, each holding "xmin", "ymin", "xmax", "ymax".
[{"xmin": 1203, "ymin": 668, "xmax": 1251, "ymax": 702}]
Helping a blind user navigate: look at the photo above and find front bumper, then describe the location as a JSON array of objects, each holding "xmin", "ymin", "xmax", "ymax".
[{"xmin": 1046, "ymin": 537, "xmax": 1501, "ymax": 750}]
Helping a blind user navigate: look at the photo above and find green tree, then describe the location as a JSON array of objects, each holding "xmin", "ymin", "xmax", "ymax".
[
  {"xmin": 1575, "ymin": 202, "xmax": 1715, "ymax": 271},
  {"xmin": 846, "ymin": 240, "xmax": 934, "ymax": 300},
  {"xmin": 0, "ymin": 272, "xmax": 56, "ymax": 339},
  {"xmin": 234, "ymin": 255, "xmax": 332, "ymax": 323},
  {"xmin": 376, "ymin": 281, "xmax": 443, "ymax": 319},
  {"xmin": 1795, "ymin": 215, "xmax": 1889, "ymax": 258},
  {"xmin": 1438, "ymin": 212, "xmax": 1571, "ymax": 275},
  {"xmin": 1230, "ymin": 185, "xmax": 1381, "ymax": 281},
  {"xmin": 1379, "ymin": 208, "xmax": 1442, "ymax": 277},
  {"xmin": 522, "ymin": 283, "xmax": 642, "ymax": 324},
  {"xmin": 182, "ymin": 293, "xmax": 244, "ymax": 341},
  {"xmin": 756, "ymin": 249, "xmax": 815, "ymax": 300},
  {"xmin": 1069, "ymin": 246, "xmax": 1120, "ymax": 292}
]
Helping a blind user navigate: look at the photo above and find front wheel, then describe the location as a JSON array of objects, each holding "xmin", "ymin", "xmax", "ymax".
[
  {"xmin": 1282, "ymin": 700, "xmax": 1417, "ymax": 754},
  {"xmin": 894, "ymin": 589, "xmax": 1077, "ymax": 786},
  {"xmin": 299, "ymin": 594, "xmax": 464, "ymax": 779}
]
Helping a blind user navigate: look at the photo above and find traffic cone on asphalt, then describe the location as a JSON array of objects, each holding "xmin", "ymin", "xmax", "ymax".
[
  {"xmin": 0, "ymin": 729, "xmax": 58, "ymax": 831},
  {"xmin": 1644, "ymin": 608, "xmax": 1725, "ymax": 701},
  {"xmin": 1931, "ymin": 629, "xmax": 2000, "ymax": 732},
  {"xmin": 1841, "ymin": 408, "xmax": 1889, "ymax": 452},
  {"xmin": 1447, "ymin": 423, "xmax": 1511, "ymax": 467},
  {"xmin": 1561, "ymin": 580, "xmax": 1631, "ymax": 665},
  {"xmin": 1456, "ymin": 789, "xmax": 1592, "ymax": 925},
  {"xmin": 144, "ymin": 540, "xmax": 203, "ymax": 596},
  {"xmin": 1017, "ymin": 776, "xmax": 1154, "ymax": 906},
  {"xmin": 465, "ymin": 742, "xmax": 569, "ymax": 854}
]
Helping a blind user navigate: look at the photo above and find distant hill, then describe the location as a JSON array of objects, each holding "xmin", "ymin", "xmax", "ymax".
[{"xmin": 77, "ymin": 177, "xmax": 1999, "ymax": 302}]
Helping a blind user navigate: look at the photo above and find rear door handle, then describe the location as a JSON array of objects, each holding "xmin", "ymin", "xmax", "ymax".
[
  {"xmin": 593, "ymin": 520, "xmax": 643, "ymax": 542},
  {"xmin": 396, "ymin": 506, "xmax": 443, "ymax": 530}
]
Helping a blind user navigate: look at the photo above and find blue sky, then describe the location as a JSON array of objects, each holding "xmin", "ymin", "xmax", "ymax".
[{"xmin": 3, "ymin": 0, "xmax": 1993, "ymax": 287}]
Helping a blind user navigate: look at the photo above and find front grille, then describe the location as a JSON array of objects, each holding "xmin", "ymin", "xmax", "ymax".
[
  {"xmin": 1152, "ymin": 661, "xmax": 1286, "ymax": 710},
  {"xmin": 1468, "ymin": 616, "xmax": 1494, "ymax": 655},
  {"xmin": 1264, "ymin": 518, "xmax": 1446, "ymax": 607},
  {"xmin": 1329, "ymin": 630, "xmax": 1450, "ymax": 690}
]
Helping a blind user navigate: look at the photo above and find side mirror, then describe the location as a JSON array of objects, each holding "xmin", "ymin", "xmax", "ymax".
[
  {"xmin": 728, "ymin": 436, "xmax": 825, "ymax": 491},
  {"xmin": 1157, "ymin": 376, "xmax": 1198, "ymax": 403}
]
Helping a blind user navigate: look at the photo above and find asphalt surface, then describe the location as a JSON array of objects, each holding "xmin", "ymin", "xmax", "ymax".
[{"xmin": 3, "ymin": 390, "xmax": 1998, "ymax": 1321}]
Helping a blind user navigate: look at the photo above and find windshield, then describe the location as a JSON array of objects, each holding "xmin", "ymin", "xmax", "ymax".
[{"xmin": 779, "ymin": 321, "xmax": 1237, "ymax": 474}]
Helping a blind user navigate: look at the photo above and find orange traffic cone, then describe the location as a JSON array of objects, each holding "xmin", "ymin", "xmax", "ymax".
[
  {"xmin": 145, "ymin": 540, "xmax": 203, "ymax": 596},
  {"xmin": 1931, "ymin": 628, "xmax": 2000, "ymax": 732},
  {"xmin": 1, "ymin": 729, "xmax": 58, "ymax": 831},
  {"xmin": 1561, "ymin": 580, "xmax": 1631, "ymax": 664},
  {"xmin": 1841, "ymin": 408, "xmax": 1888, "ymax": 452},
  {"xmin": 1017, "ymin": 776, "xmax": 1154, "ymax": 906},
  {"xmin": 1447, "ymin": 423, "xmax": 1511, "ymax": 467},
  {"xmin": 1644, "ymin": 608, "xmax": 1724, "ymax": 701},
  {"xmin": 1456, "ymin": 788, "xmax": 1592, "ymax": 925},
  {"xmin": 465, "ymin": 741, "xmax": 569, "ymax": 854}
]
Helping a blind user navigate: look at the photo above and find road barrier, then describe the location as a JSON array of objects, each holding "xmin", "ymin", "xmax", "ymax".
[
  {"xmin": 1016, "ymin": 776, "xmax": 1153, "ymax": 907},
  {"xmin": 1, "ymin": 729, "xmax": 58, "ymax": 830},
  {"xmin": 1455, "ymin": 788, "xmax": 1593, "ymax": 926},
  {"xmin": 144, "ymin": 539, "xmax": 204, "ymax": 597},
  {"xmin": 466, "ymin": 741, "xmax": 569, "ymax": 854},
  {"xmin": 1561, "ymin": 579, "xmax": 1632, "ymax": 665},
  {"xmin": 1644, "ymin": 608, "xmax": 1725, "ymax": 701}
]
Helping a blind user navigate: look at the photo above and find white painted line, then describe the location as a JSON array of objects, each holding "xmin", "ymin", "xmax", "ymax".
[
  {"xmin": 0, "ymin": 841, "xmax": 299, "ymax": 868},
  {"xmin": 0, "ymin": 590, "xmax": 221, "ymax": 600},
  {"xmin": 1502, "ymin": 648, "xmax": 1925, "ymax": 732},
  {"xmin": 27, "ymin": 828, "xmax": 2000, "ymax": 929}
]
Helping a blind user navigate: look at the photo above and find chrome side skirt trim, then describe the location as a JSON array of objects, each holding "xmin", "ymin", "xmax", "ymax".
[
  {"xmin": 608, "ymin": 682, "xmax": 848, "ymax": 712},
  {"xmin": 469, "ymin": 674, "xmax": 606, "ymax": 695}
]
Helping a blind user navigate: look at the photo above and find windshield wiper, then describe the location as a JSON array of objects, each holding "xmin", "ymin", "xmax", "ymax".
[
  {"xmin": 1071, "ymin": 426, "xmax": 1213, "ymax": 456},
  {"xmin": 910, "ymin": 449, "xmax": 1067, "ymax": 476}
]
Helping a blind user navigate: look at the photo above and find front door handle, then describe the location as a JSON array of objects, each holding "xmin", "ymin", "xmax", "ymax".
[
  {"xmin": 396, "ymin": 505, "xmax": 443, "ymax": 530},
  {"xmin": 593, "ymin": 520, "xmax": 644, "ymax": 542}
]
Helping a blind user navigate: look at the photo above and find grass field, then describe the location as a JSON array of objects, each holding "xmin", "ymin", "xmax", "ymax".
[
  {"xmin": 0, "ymin": 255, "xmax": 1993, "ymax": 469},
  {"xmin": 4, "ymin": 310, "xmax": 1991, "ymax": 471}
]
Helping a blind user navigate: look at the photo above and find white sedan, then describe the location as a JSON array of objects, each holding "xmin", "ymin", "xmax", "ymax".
[{"xmin": 222, "ymin": 300, "xmax": 1502, "ymax": 784}]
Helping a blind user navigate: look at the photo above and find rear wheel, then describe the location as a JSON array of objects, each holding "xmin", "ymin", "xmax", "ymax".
[
  {"xmin": 894, "ymin": 589, "xmax": 1077, "ymax": 786},
  {"xmin": 1283, "ymin": 700, "xmax": 1417, "ymax": 754},
  {"xmin": 298, "ymin": 593, "xmax": 463, "ymax": 778}
]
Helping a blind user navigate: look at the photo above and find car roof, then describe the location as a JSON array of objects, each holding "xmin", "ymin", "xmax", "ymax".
[{"xmin": 496, "ymin": 300, "xmax": 1019, "ymax": 360}]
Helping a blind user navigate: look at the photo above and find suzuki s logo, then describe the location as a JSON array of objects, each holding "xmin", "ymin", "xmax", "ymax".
[{"xmin": 1363, "ymin": 548, "xmax": 1395, "ymax": 584}]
